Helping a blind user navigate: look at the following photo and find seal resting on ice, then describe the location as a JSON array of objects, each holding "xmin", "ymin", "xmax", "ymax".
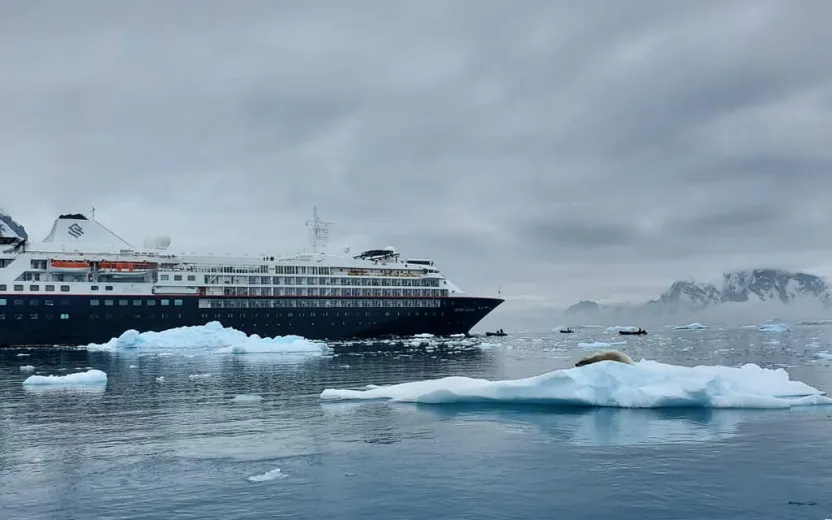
[{"xmin": 575, "ymin": 350, "xmax": 634, "ymax": 367}]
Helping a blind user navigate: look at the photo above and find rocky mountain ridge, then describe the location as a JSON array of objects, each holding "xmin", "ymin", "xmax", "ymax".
[{"xmin": 566, "ymin": 268, "xmax": 832, "ymax": 316}]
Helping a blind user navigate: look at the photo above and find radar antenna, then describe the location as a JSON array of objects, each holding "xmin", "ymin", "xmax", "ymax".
[{"xmin": 306, "ymin": 207, "xmax": 333, "ymax": 253}]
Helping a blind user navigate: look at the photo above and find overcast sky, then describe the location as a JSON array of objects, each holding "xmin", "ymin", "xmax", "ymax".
[{"xmin": 2, "ymin": 0, "xmax": 831, "ymax": 325}]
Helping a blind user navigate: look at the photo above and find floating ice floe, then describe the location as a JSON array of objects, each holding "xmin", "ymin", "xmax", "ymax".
[
  {"xmin": 320, "ymin": 360, "xmax": 832, "ymax": 409},
  {"xmin": 758, "ymin": 322, "xmax": 791, "ymax": 333},
  {"xmin": 19, "ymin": 365, "xmax": 36, "ymax": 372},
  {"xmin": 22, "ymin": 369, "xmax": 107, "ymax": 388},
  {"xmin": 577, "ymin": 341, "xmax": 627, "ymax": 349},
  {"xmin": 673, "ymin": 322, "xmax": 709, "ymax": 330},
  {"xmin": 82, "ymin": 321, "xmax": 331, "ymax": 357}
]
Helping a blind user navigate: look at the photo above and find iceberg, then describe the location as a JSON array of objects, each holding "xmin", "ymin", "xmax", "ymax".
[
  {"xmin": 320, "ymin": 360, "xmax": 832, "ymax": 409},
  {"xmin": 83, "ymin": 321, "xmax": 331, "ymax": 356},
  {"xmin": 22, "ymin": 369, "xmax": 107, "ymax": 387}
]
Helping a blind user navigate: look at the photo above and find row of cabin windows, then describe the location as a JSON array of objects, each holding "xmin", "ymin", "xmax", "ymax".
[
  {"xmin": 159, "ymin": 274, "xmax": 196, "ymax": 282},
  {"xmin": 0, "ymin": 298, "xmax": 183, "ymax": 307},
  {"xmin": 90, "ymin": 299, "xmax": 183, "ymax": 307},
  {"xmin": 0, "ymin": 298, "xmax": 70, "ymax": 306},
  {"xmin": 216, "ymin": 287, "xmax": 447, "ymax": 298},
  {"xmin": 199, "ymin": 276, "xmax": 440, "ymax": 287},
  {"xmin": 0, "ymin": 313, "xmax": 71, "ymax": 320},
  {"xmin": 0, "ymin": 284, "xmax": 115, "ymax": 292},
  {"xmin": 0, "ymin": 310, "xmax": 441, "ymax": 321},
  {"xmin": 199, "ymin": 298, "xmax": 443, "ymax": 309}
]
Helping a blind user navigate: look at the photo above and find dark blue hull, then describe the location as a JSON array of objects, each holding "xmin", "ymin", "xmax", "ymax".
[{"xmin": 0, "ymin": 295, "xmax": 503, "ymax": 347}]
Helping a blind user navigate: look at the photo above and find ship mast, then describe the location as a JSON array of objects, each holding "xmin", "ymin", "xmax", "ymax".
[{"xmin": 306, "ymin": 207, "xmax": 332, "ymax": 254}]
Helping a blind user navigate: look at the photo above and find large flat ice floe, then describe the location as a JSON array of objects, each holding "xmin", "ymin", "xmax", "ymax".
[
  {"xmin": 320, "ymin": 360, "xmax": 832, "ymax": 409},
  {"xmin": 22, "ymin": 369, "xmax": 107, "ymax": 387},
  {"xmin": 83, "ymin": 321, "xmax": 331, "ymax": 356}
]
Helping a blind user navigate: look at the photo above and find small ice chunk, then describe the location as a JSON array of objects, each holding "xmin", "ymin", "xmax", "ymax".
[
  {"xmin": 674, "ymin": 322, "xmax": 708, "ymax": 330},
  {"xmin": 19, "ymin": 365, "xmax": 36, "ymax": 372},
  {"xmin": 247, "ymin": 468, "xmax": 287, "ymax": 482}
]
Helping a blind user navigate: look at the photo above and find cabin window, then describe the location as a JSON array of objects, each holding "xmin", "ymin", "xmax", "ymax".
[
  {"xmin": 104, "ymin": 300, "xmax": 114, "ymax": 306},
  {"xmin": 0, "ymin": 299, "xmax": 5, "ymax": 305},
  {"xmin": 14, "ymin": 284, "xmax": 23, "ymax": 291},
  {"xmin": 30, "ymin": 314, "xmax": 38, "ymax": 320},
  {"xmin": 161, "ymin": 299, "xmax": 170, "ymax": 306},
  {"xmin": 0, "ymin": 313, "xmax": 4, "ymax": 319},
  {"xmin": 119, "ymin": 300, "xmax": 128, "ymax": 306},
  {"xmin": 29, "ymin": 285, "xmax": 39, "ymax": 291},
  {"xmin": 60, "ymin": 299, "xmax": 69, "ymax": 306},
  {"xmin": 133, "ymin": 300, "xmax": 142, "ymax": 306},
  {"xmin": 45, "ymin": 285, "xmax": 55, "ymax": 291},
  {"xmin": 105, "ymin": 286, "xmax": 113, "ymax": 291},
  {"xmin": 90, "ymin": 300, "xmax": 100, "ymax": 306},
  {"xmin": 174, "ymin": 275, "xmax": 182, "ymax": 281},
  {"xmin": 91, "ymin": 285, "xmax": 99, "ymax": 291},
  {"xmin": 187, "ymin": 275, "xmax": 195, "ymax": 281},
  {"xmin": 160, "ymin": 274, "xmax": 169, "ymax": 280},
  {"xmin": 60, "ymin": 285, "xmax": 70, "ymax": 292},
  {"xmin": 60, "ymin": 313, "xmax": 69, "ymax": 320},
  {"xmin": 0, "ymin": 284, "xmax": 5, "ymax": 291},
  {"xmin": 44, "ymin": 300, "xmax": 54, "ymax": 306},
  {"xmin": 174, "ymin": 299, "xmax": 183, "ymax": 306},
  {"xmin": 146, "ymin": 300, "xmax": 156, "ymax": 306},
  {"xmin": 29, "ymin": 300, "xmax": 38, "ymax": 306},
  {"xmin": 14, "ymin": 299, "xmax": 23, "ymax": 305}
]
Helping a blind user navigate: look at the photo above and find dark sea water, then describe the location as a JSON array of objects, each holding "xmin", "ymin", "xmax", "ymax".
[{"xmin": 2, "ymin": 324, "xmax": 832, "ymax": 520}]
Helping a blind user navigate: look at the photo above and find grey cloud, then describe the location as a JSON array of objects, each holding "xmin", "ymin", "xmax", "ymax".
[{"xmin": 2, "ymin": 0, "xmax": 832, "ymax": 329}]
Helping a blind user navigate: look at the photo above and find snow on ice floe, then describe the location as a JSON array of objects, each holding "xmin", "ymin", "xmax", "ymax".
[
  {"xmin": 19, "ymin": 365, "xmax": 36, "ymax": 372},
  {"xmin": 320, "ymin": 360, "xmax": 832, "ymax": 409},
  {"xmin": 22, "ymin": 369, "xmax": 107, "ymax": 388},
  {"xmin": 673, "ymin": 322, "xmax": 709, "ymax": 330},
  {"xmin": 577, "ymin": 341, "xmax": 627, "ymax": 349},
  {"xmin": 82, "ymin": 321, "xmax": 331, "ymax": 357}
]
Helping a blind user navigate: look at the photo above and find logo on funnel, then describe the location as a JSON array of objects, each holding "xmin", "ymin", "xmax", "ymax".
[{"xmin": 67, "ymin": 223, "xmax": 84, "ymax": 238}]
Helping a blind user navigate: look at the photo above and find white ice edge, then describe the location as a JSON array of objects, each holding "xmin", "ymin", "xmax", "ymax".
[{"xmin": 320, "ymin": 360, "xmax": 832, "ymax": 409}]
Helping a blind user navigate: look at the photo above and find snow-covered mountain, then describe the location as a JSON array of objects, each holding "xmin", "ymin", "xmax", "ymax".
[
  {"xmin": 0, "ymin": 210, "xmax": 27, "ymax": 240},
  {"xmin": 565, "ymin": 268, "xmax": 832, "ymax": 318}
]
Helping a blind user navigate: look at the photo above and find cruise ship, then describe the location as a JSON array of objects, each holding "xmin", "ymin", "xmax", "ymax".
[{"xmin": 0, "ymin": 210, "xmax": 504, "ymax": 347}]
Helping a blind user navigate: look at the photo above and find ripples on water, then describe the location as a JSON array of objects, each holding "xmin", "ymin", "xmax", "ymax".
[{"xmin": 2, "ymin": 325, "xmax": 832, "ymax": 519}]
